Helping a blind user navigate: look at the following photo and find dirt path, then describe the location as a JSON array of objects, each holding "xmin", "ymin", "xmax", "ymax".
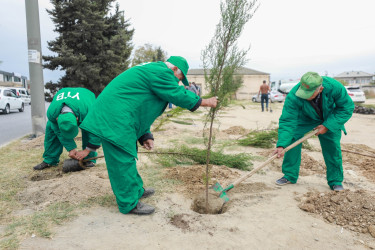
[{"xmin": 18, "ymin": 102, "xmax": 375, "ymax": 249}]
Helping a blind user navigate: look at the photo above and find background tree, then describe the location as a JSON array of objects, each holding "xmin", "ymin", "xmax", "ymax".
[
  {"xmin": 131, "ymin": 44, "xmax": 167, "ymax": 66},
  {"xmin": 201, "ymin": 0, "xmax": 258, "ymax": 212},
  {"xmin": 43, "ymin": 0, "xmax": 134, "ymax": 96}
]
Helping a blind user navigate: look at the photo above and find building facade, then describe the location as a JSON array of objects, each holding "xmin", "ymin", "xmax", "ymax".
[
  {"xmin": 187, "ymin": 67, "xmax": 270, "ymax": 100},
  {"xmin": 334, "ymin": 71, "xmax": 374, "ymax": 86},
  {"xmin": 0, "ymin": 70, "xmax": 29, "ymax": 89}
]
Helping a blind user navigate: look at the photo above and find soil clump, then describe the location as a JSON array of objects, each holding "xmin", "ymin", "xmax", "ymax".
[{"xmin": 298, "ymin": 189, "xmax": 375, "ymax": 237}]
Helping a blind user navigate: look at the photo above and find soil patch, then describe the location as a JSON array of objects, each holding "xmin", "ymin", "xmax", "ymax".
[
  {"xmin": 164, "ymin": 165, "xmax": 241, "ymax": 197},
  {"xmin": 18, "ymin": 168, "xmax": 112, "ymax": 209},
  {"xmin": 260, "ymin": 150, "xmax": 325, "ymax": 175},
  {"xmin": 170, "ymin": 214, "xmax": 191, "ymax": 231},
  {"xmin": 342, "ymin": 143, "xmax": 375, "ymax": 182},
  {"xmin": 222, "ymin": 126, "xmax": 250, "ymax": 135},
  {"xmin": 29, "ymin": 169, "xmax": 63, "ymax": 181},
  {"xmin": 19, "ymin": 135, "xmax": 45, "ymax": 150},
  {"xmin": 298, "ymin": 190, "xmax": 375, "ymax": 237}
]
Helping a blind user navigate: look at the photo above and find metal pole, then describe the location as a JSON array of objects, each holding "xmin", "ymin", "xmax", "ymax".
[{"xmin": 25, "ymin": 0, "xmax": 46, "ymax": 137}]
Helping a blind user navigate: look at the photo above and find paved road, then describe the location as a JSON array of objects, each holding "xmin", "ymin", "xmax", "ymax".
[{"xmin": 0, "ymin": 103, "xmax": 49, "ymax": 147}]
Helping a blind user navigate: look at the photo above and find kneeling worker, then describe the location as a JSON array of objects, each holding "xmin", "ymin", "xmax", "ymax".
[
  {"xmin": 274, "ymin": 72, "xmax": 354, "ymax": 191},
  {"xmin": 33, "ymin": 88, "xmax": 101, "ymax": 171}
]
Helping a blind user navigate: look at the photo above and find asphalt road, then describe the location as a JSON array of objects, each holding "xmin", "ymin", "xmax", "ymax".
[{"xmin": 0, "ymin": 103, "xmax": 49, "ymax": 147}]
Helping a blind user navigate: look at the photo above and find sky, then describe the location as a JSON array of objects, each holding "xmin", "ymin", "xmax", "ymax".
[{"xmin": 0, "ymin": 0, "xmax": 374, "ymax": 83}]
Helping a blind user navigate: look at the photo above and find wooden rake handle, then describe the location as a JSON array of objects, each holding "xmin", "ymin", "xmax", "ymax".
[{"xmin": 231, "ymin": 129, "xmax": 318, "ymax": 187}]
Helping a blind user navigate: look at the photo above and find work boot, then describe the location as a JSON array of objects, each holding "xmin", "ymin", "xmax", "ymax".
[
  {"xmin": 331, "ymin": 185, "xmax": 344, "ymax": 191},
  {"xmin": 84, "ymin": 161, "xmax": 95, "ymax": 168},
  {"xmin": 33, "ymin": 161, "xmax": 53, "ymax": 170},
  {"xmin": 275, "ymin": 177, "xmax": 292, "ymax": 186},
  {"xmin": 129, "ymin": 202, "xmax": 155, "ymax": 215},
  {"xmin": 141, "ymin": 187, "xmax": 155, "ymax": 199}
]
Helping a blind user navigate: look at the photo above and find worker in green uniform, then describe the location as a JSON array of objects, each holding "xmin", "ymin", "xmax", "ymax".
[
  {"xmin": 274, "ymin": 72, "xmax": 354, "ymax": 191},
  {"xmin": 79, "ymin": 56, "xmax": 218, "ymax": 215},
  {"xmin": 33, "ymin": 88, "xmax": 101, "ymax": 171}
]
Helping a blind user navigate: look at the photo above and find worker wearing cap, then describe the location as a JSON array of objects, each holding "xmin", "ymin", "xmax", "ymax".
[
  {"xmin": 33, "ymin": 88, "xmax": 101, "ymax": 171},
  {"xmin": 274, "ymin": 72, "xmax": 354, "ymax": 191},
  {"xmin": 79, "ymin": 56, "xmax": 218, "ymax": 215}
]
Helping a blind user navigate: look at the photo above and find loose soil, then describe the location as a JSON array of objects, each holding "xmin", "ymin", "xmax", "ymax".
[
  {"xmin": 17, "ymin": 165, "xmax": 112, "ymax": 209},
  {"xmin": 298, "ymin": 190, "xmax": 375, "ymax": 237},
  {"xmin": 342, "ymin": 143, "xmax": 375, "ymax": 182},
  {"xmin": 12, "ymin": 102, "xmax": 375, "ymax": 249}
]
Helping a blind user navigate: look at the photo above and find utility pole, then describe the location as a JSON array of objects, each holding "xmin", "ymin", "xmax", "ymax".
[{"xmin": 25, "ymin": 0, "xmax": 46, "ymax": 137}]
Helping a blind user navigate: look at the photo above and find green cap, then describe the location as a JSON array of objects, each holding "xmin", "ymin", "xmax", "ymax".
[
  {"xmin": 295, "ymin": 72, "xmax": 323, "ymax": 99},
  {"xmin": 58, "ymin": 113, "xmax": 78, "ymax": 139},
  {"xmin": 166, "ymin": 56, "xmax": 189, "ymax": 86}
]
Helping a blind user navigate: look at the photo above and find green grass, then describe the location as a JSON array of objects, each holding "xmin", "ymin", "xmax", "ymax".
[
  {"xmin": 238, "ymin": 129, "xmax": 278, "ymax": 148},
  {"xmin": 153, "ymin": 146, "xmax": 255, "ymax": 171}
]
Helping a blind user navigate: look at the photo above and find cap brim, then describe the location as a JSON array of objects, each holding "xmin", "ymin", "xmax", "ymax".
[
  {"xmin": 182, "ymin": 75, "xmax": 189, "ymax": 86},
  {"xmin": 295, "ymin": 87, "xmax": 316, "ymax": 99}
]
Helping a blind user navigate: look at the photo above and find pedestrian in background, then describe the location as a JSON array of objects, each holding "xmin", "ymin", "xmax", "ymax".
[{"xmin": 258, "ymin": 80, "xmax": 270, "ymax": 112}]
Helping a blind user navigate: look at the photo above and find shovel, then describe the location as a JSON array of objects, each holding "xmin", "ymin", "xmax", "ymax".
[{"xmin": 213, "ymin": 129, "xmax": 318, "ymax": 202}]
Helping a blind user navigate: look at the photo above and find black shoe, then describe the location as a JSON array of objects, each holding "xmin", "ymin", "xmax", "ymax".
[
  {"xmin": 33, "ymin": 161, "xmax": 52, "ymax": 170},
  {"xmin": 331, "ymin": 185, "xmax": 344, "ymax": 191},
  {"xmin": 84, "ymin": 161, "xmax": 95, "ymax": 168},
  {"xmin": 129, "ymin": 202, "xmax": 155, "ymax": 215},
  {"xmin": 141, "ymin": 188, "xmax": 155, "ymax": 198}
]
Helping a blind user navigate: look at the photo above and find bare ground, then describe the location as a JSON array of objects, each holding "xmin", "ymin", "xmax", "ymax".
[{"xmin": 13, "ymin": 102, "xmax": 375, "ymax": 249}]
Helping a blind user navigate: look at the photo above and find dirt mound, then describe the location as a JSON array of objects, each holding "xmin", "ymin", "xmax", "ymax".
[
  {"xmin": 222, "ymin": 126, "xmax": 250, "ymax": 135},
  {"xmin": 19, "ymin": 135, "xmax": 45, "ymax": 150},
  {"xmin": 164, "ymin": 165, "xmax": 241, "ymax": 197},
  {"xmin": 260, "ymin": 150, "xmax": 325, "ymax": 175},
  {"xmin": 18, "ymin": 167, "xmax": 112, "ymax": 209},
  {"xmin": 342, "ymin": 143, "xmax": 375, "ymax": 182},
  {"xmin": 298, "ymin": 190, "xmax": 375, "ymax": 237}
]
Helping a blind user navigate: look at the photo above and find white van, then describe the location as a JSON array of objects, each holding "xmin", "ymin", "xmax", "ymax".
[{"xmin": 9, "ymin": 87, "xmax": 31, "ymax": 105}]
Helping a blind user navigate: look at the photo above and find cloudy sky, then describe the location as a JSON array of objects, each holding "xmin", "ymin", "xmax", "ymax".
[{"xmin": 0, "ymin": 0, "xmax": 374, "ymax": 83}]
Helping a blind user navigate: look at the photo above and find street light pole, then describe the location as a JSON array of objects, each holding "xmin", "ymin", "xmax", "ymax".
[{"xmin": 25, "ymin": 0, "xmax": 46, "ymax": 137}]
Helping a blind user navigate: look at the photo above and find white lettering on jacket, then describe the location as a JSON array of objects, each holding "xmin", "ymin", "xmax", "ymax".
[{"xmin": 56, "ymin": 92, "xmax": 80, "ymax": 101}]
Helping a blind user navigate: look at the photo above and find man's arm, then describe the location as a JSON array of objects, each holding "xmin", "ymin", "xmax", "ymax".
[{"xmin": 322, "ymin": 81, "xmax": 354, "ymax": 132}]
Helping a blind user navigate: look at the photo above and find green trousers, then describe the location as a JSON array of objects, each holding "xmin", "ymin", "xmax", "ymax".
[
  {"xmin": 102, "ymin": 139, "xmax": 145, "ymax": 214},
  {"xmin": 282, "ymin": 124, "xmax": 343, "ymax": 187},
  {"xmin": 43, "ymin": 121, "xmax": 97, "ymax": 165}
]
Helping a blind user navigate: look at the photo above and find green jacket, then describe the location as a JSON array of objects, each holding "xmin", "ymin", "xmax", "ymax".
[
  {"xmin": 277, "ymin": 77, "xmax": 354, "ymax": 148},
  {"xmin": 80, "ymin": 61, "xmax": 201, "ymax": 158},
  {"xmin": 47, "ymin": 87, "xmax": 100, "ymax": 151}
]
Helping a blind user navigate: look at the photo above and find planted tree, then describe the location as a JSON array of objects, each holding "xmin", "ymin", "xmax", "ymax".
[
  {"xmin": 43, "ymin": 0, "xmax": 134, "ymax": 96},
  {"xmin": 201, "ymin": 0, "xmax": 258, "ymax": 212}
]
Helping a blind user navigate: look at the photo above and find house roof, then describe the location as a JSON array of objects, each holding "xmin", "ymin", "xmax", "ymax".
[
  {"xmin": 335, "ymin": 71, "xmax": 373, "ymax": 78},
  {"xmin": 187, "ymin": 67, "xmax": 269, "ymax": 76}
]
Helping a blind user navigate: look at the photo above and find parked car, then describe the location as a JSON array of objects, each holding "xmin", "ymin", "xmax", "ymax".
[
  {"xmin": 9, "ymin": 87, "xmax": 31, "ymax": 105},
  {"xmin": 345, "ymin": 86, "xmax": 366, "ymax": 103},
  {"xmin": 0, "ymin": 87, "xmax": 25, "ymax": 114},
  {"xmin": 252, "ymin": 93, "xmax": 269, "ymax": 103},
  {"xmin": 252, "ymin": 91, "xmax": 285, "ymax": 103},
  {"xmin": 270, "ymin": 90, "xmax": 286, "ymax": 102}
]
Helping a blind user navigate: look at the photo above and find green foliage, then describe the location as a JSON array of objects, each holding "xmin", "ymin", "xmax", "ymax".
[
  {"xmin": 131, "ymin": 43, "xmax": 167, "ymax": 66},
  {"xmin": 238, "ymin": 129, "xmax": 278, "ymax": 148},
  {"xmin": 154, "ymin": 146, "xmax": 254, "ymax": 171},
  {"xmin": 152, "ymin": 107, "xmax": 186, "ymax": 131},
  {"xmin": 43, "ymin": 0, "xmax": 134, "ymax": 96},
  {"xmin": 337, "ymin": 79, "xmax": 349, "ymax": 86}
]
